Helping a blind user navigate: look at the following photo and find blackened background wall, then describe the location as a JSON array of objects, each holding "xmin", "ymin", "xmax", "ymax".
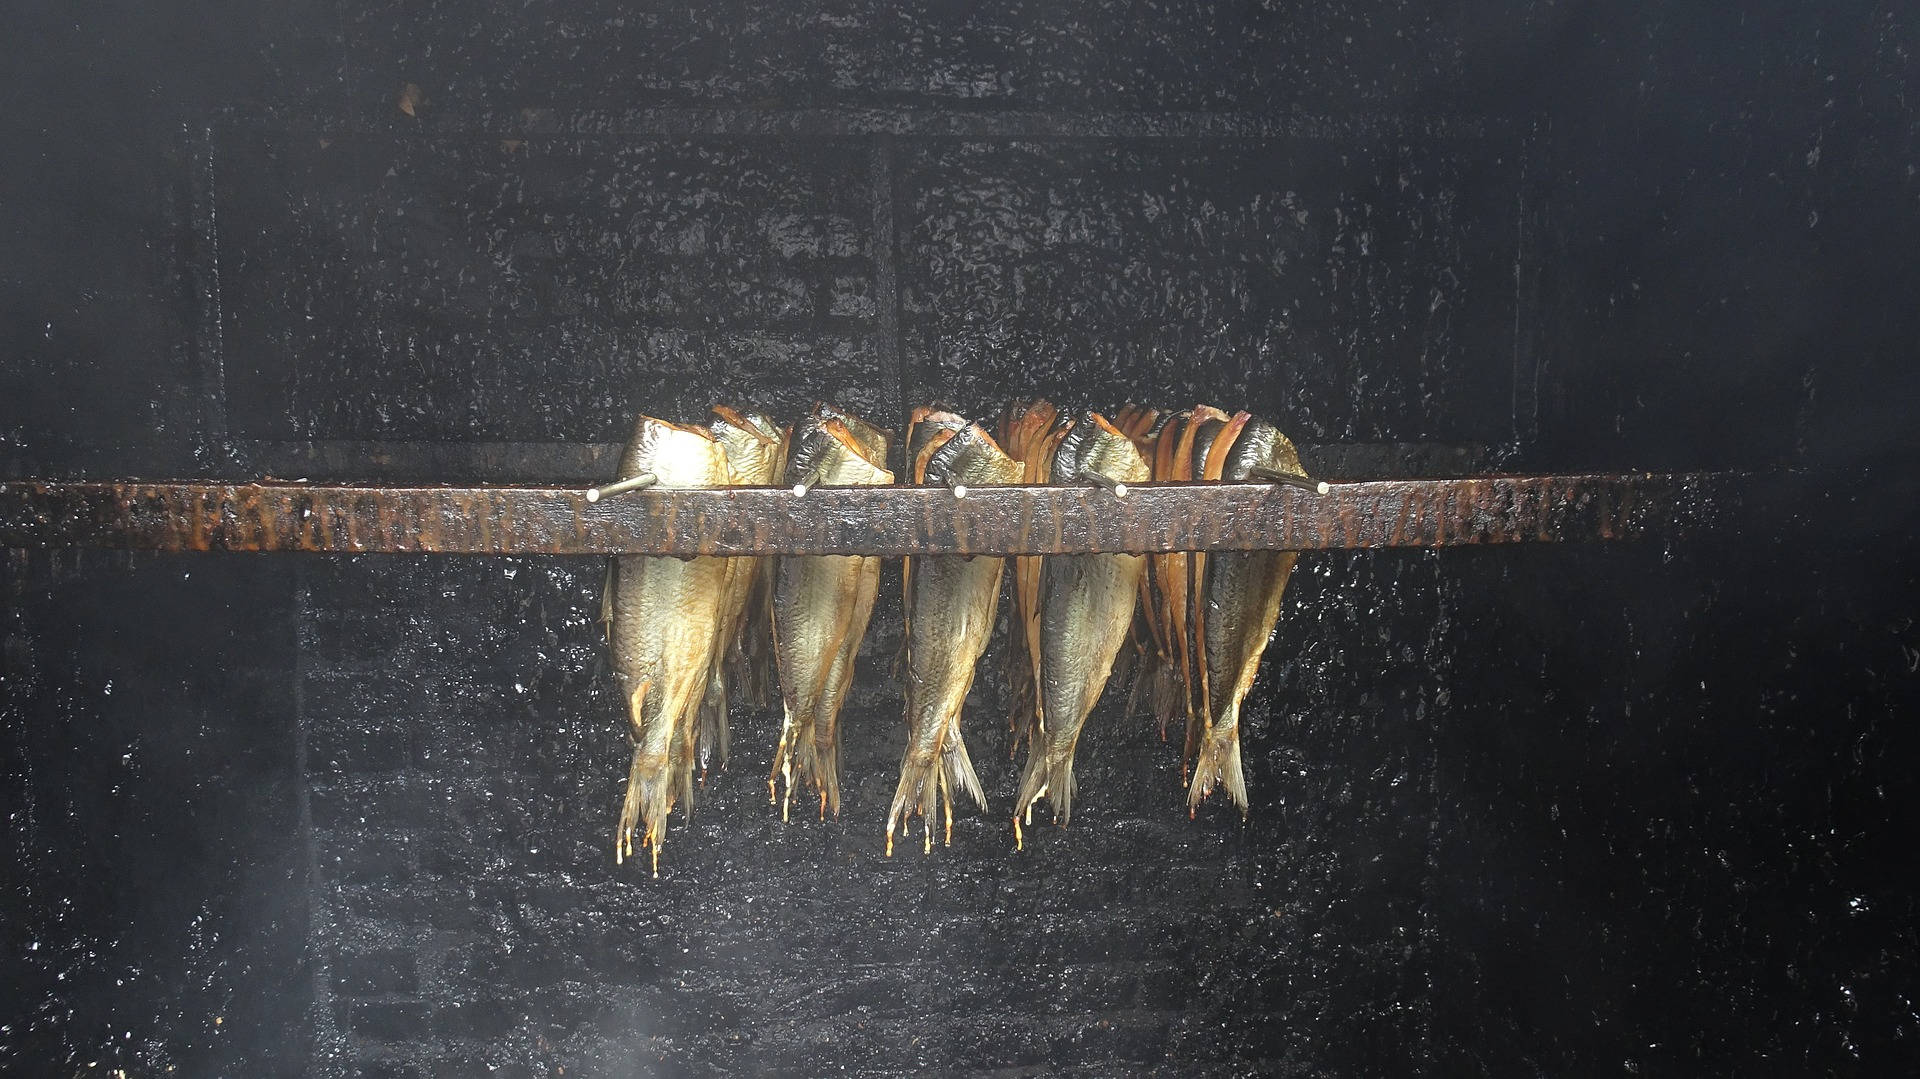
[{"xmin": 4, "ymin": 2, "xmax": 1917, "ymax": 1075}]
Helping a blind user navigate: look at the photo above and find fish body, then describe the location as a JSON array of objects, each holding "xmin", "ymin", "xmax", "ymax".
[
  {"xmin": 772, "ymin": 405, "xmax": 893, "ymax": 820},
  {"xmin": 996, "ymin": 400, "xmax": 1067, "ymax": 752},
  {"xmin": 887, "ymin": 419, "xmax": 1021, "ymax": 854},
  {"xmin": 692, "ymin": 407, "xmax": 786, "ymax": 780},
  {"xmin": 1012, "ymin": 413, "xmax": 1150, "ymax": 836},
  {"xmin": 730, "ymin": 418, "xmax": 793, "ymax": 714},
  {"xmin": 897, "ymin": 408, "xmax": 973, "ymax": 677},
  {"xmin": 1190, "ymin": 416, "xmax": 1308, "ymax": 814},
  {"xmin": 607, "ymin": 417, "xmax": 733, "ymax": 873}
]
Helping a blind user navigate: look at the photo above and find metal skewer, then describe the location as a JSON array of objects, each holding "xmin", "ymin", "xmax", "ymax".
[
  {"xmin": 1249, "ymin": 466, "xmax": 1330, "ymax": 495},
  {"xmin": 790, "ymin": 461, "xmax": 829, "ymax": 497},
  {"xmin": 945, "ymin": 476, "xmax": 969, "ymax": 499},
  {"xmin": 586, "ymin": 472, "xmax": 658, "ymax": 502},
  {"xmin": 1083, "ymin": 470, "xmax": 1128, "ymax": 498}
]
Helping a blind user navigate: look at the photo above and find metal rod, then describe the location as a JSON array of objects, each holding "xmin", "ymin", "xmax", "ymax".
[
  {"xmin": 790, "ymin": 461, "xmax": 829, "ymax": 497},
  {"xmin": 946, "ymin": 476, "xmax": 969, "ymax": 499},
  {"xmin": 0, "ymin": 473, "xmax": 1748, "ymax": 557},
  {"xmin": 1249, "ymin": 467, "xmax": 1330, "ymax": 495},
  {"xmin": 1083, "ymin": 471, "xmax": 1129, "ymax": 498},
  {"xmin": 585, "ymin": 472, "xmax": 657, "ymax": 502}
]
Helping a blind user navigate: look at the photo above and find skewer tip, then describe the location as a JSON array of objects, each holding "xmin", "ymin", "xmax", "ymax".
[{"xmin": 588, "ymin": 471, "xmax": 658, "ymax": 502}]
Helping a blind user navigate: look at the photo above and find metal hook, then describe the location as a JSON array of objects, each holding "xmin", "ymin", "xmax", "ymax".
[{"xmin": 587, "ymin": 472, "xmax": 658, "ymax": 502}]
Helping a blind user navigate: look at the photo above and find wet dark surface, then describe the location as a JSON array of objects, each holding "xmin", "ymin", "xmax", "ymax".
[{"xmin": 5, "ymin": 1, "xmax": 1919, "ymax": 1076}]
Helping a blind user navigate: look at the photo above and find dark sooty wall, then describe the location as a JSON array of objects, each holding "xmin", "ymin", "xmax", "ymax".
[{"xmin": 4, "ymin": 2, "xmax": 1918, "ymax": 1076}]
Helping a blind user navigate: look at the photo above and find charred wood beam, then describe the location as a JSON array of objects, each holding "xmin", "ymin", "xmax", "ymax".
[{"xmin": 0, "ymin": 474, "xmax": 1746, "ymax": 557}]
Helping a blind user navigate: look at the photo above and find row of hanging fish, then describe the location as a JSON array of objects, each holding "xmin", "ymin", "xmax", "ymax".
[{"xmin": 601, "ymin": 400, "xmax": 1310, "ymax": 872}]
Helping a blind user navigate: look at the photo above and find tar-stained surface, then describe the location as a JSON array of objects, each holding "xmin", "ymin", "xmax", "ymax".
[
  {"xmin": 4, "ymin": 1, "xmax": 1919, "ymax": 1076},
  {"xmin": 0, "ymin": 473, "xmax": 1730, "ymax": 556}
]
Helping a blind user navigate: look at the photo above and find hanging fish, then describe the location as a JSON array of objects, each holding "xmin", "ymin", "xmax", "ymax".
[
  {"xmin": 606, "ymin": 416, "xmax": 732, "ymax": 874},
  {"xmin": 771, "ymin": 404, "xmax": 893, "ymax": 820},
  {"xmin": 895, "ymin": 407, "xmax": 973, "ymax": 682},
  {"xmin": 1188, "ymin": 414, "xmax": 1310, "ymax": 815},
  {"xmin": 996, "ymin": 399, "xmax": 1067, "ymax": 754},
  {"xmin": 886, "ymin": 416, "xmax": 1022, "ymax": 855},
  {"xmin": 1107, "ymin": 404, "xmax": 1168, "ymax": 723},
  {"xmin": 691, "ymin": 406, "xmax": 787, "ymax": 782},
  {"xmin": 1011, "ymin": 412, "xmax": 1150, "ymax": 842}
]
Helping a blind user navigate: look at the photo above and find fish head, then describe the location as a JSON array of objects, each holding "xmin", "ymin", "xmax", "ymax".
[
  {"xmin": 925, "ymin": 422, "xmax": 1023, "ymax": 487},
  {"xmin": 1054, "ymin": 411, "xmax": 1150, "ymax": 485},
  {"xmin": 709, "ymin": 405, "xmax": 784, "ymax": 485},
  {"xmin": 1219, "ymin": 416, "xmax": 1307, "ymax": 482},
  {"xmin": 813, "ymin": 402, "xmax": 893, "ymax": 465},
  {"xmin": 788, "ymin": 408, "xmax": 894, "ymax": 487},
  {"xmin": 617, "ymin": 415, "xmax": 728, "ymax": 486},
  {"xmin": 906, "ymin": 409, "xmax": 970, "ymax": 481}
]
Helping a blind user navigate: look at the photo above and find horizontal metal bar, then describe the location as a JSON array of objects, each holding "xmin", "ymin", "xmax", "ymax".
[{"xmin": 0, "ymin": 474, "xmax": 1742, "ymax": 556}]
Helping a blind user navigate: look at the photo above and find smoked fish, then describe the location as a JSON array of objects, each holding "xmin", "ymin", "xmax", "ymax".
[
  {"xmin": 1189, "ymin": 415, "xmax": 1309, "ymax": 814},
  {"xmin": 1011, "ymin": 412, "xmax": 1150, "ymax": 840},
  {"xmin": 607, "ymin": 416, "xmax": 732, "ymax": 874},
  {"xmin": 887, "ymin": 416, "xmax": 1021, "ymax": 854},
  {"xmin": 771, "ymin": 404, "xmax": 893, "ymax": 820}
]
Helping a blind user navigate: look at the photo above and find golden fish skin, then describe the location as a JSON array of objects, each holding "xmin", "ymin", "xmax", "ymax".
[
  {"xmin": 895, "ymin": 408, "xmax": 971, "ymax": 682},
  {"xmin": 607, "ymin": 416, "xmax": 732, "ymax": 874},
  {"xmin": 691, "ymin": 407, "xmax": 786, "ymax": 782},
  {"xmin": 1190, "ymin": 416, "xmax": 1308, "ymax": 814},
  {"xmin": 1012, "ymin": 413, "xmax": 1150, "ymax": 834},
  {"xmin": 729, "ymin": 419, "xmax": 792, "ymax": 714},
  {"xmin": 887, "ymin": 421, "xmax": 1021, "ymax": 855},
  {"xmin": 996, "ymin": 399, "xmax": 1066, "ymax": 752},
  {"xmin": 772, "ymin": 405, "xmax": 892, "ymax": 821}
]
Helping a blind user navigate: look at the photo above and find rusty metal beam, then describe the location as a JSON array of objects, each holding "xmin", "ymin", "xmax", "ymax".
[{"xmin": 0, "ymin": 473, "xmax": 1743, "ymax": 557}]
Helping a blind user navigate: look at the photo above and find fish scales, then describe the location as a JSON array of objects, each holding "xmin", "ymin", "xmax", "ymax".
[
  {"xmin": 1189, "ymin": 416, "xmax": 1310, "ymax": 814},
  {"xmin": 607, "ymin": 417, "xmax": 732, "ymax": 874},
  {"xmin": 887, "ymin": 419, "xmax": 1021, "ymax": 854},
  {"xmin": 1012, "ymin": 413, "xmax": 1150, "ymax": 838},
  {"xmin": 772, "ymin": 405, "xmax": 893, "ymax": 820}
]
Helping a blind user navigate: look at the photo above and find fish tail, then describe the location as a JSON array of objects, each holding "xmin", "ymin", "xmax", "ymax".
[
  {"xmin": 615, "ymin": 679, "xmax": 657, "ymax": 862},
  {"xmin": 942, "ymin": 728, "xmax": 988, "ymax": 813},
  {"xmin": 815, "ymin": 728, "xmax": 843, "ymax": 818},
  {"xmin": 1151, "ymin": 656, "xmax": 1182, "ymax": 742},
  {"xmin": 886, "ymin": 749, "xmax": 939, "ymax": 846},
  {"xmin": 616, "ymin": 748, "xmax": 676, "ymax": 867},
  {"xmin": 1012, "ymin": 750, "xmax": 1077, "ymax": 829},
  {"xmin": 771, "ymin": 702, "xmax": 803, "ymax": 819},
  {"xmin": 1187, "ymin": 708, "xmax": 1248, "ymax": 815}
]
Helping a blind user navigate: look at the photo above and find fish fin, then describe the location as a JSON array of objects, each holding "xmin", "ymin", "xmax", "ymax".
[
  {"xmin": 696, "ymin": 668, "xmax": 730, "ymax": 775},
  {"xmin": 600, "ymin": 560, "xmax": 616, "ymax": 643},
  {"xmin": 886, "ymin": 746, "xmax": 938, "ymax": 841},
  {"xmin": 1151, "ymin": 656, "xmax": 1182, "ymax": 743},
  {"xmin": 1187, "ymin": 706, "xmax": 1249, "ymax": 815},
  {"xmin": 943, "ymin": 729, "xmax": 988, "ymax": 813},
  {"xmin": 817, "ymin": 733, "xmax": 842, "ymax": 818},
  {"xmin": 617, "ymin": 680, "xmax": 666, "ymax": 863},
  {"xmin": 1012, "ymin": 750, "xmax": 1076, "ymax": 829}
]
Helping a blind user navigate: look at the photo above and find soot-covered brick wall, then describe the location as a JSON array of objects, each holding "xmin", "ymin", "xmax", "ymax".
[
  {"xmin": 5, "ymin": 1, "xmax": 1919, "ymax": 1075},
  {"xmin": 294, "ymin": 549, "xmax": 1458, "ymax": 1076}
]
